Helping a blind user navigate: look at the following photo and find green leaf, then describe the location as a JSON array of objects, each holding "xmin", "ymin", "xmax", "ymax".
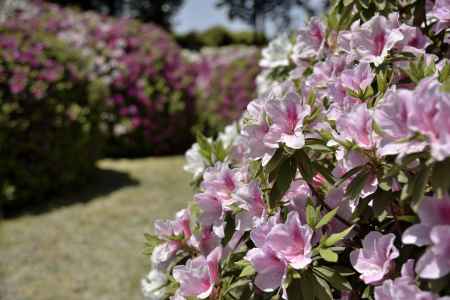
[
  {"xmin": 431, "ymin": 158, "xmax": 450, "ymax": 198},
  {"xmin": 397, "ymin": 215, "xmax": 418, "ymax": 223},
  {"xmin": 376, "ymin": 71, "xmax": 387, "ymax": 94},
  {"xmin": 336, "ymin": 165, "xmax": 364, "ymax": 186},
  {"xmin": 269, "ymin": 158, "xmax": 297, "ymax": 209},
  {"xmin": 196, "ymin": 131, "xmax": 212, "ymax": 163},
  {"xmin": 222, "ymin": 214, "xmax": 236, "ymax": 246},
  {"xmin": 428, "ymin": 274, "xmax": 450, "ymax": 293},
  {"xmin": 439, "ymin": 62, "xmax": 450, "ymax": 82},
  {"xmin": 313, "ymin": 163, "xmax": 335, "ymax": 185},
  {"xmin": 410, "ymin": 163, "xmax": 431, "ymax": 209},
  {"xmin": 143, "ymin": 233, "xmax": 162, "ymax": 255},
  {"xmin": 324, "ymin": 225, "xmax": 355, "ymax": 247},
  {"xmin": 239, "ymin": 265, "xmax": 255, "ymax": 278},
  {"xmin": 265, "ymin": 147, "xmax": 287, "ymax": 174},
  {"xmin": 345, "ymin": 169, "xmax": 370, "ymax": 199},
  {"xmin": 372, "ymin": 190, "xmax": 392, "ymax": 222},
  {"xmin": 295, "ymin": 149, "xmax": 314, "ymax": 182},
  {"xmin": 315, "ymin": 207, "xmax": 339, "ymax": 229},
  {"xmin": 319, "ymin": 248, "xmax": 338, "ymax": 262},
  {"xmin": 343, "ymin": 0, "xmax": 353, "ymax": 6},
  {"xmin": 362, "ymin": 285, "xmax": 373, "ymax": 299},
  {"xmin": 313, "ymin": 266, "xmax": 352, "ymax": 291},
  {"xmin": 224, "ymin": 279, "xmax": 250, "ymax": 295},
  {"xmin": 312, "ymin": 273, "xmax": 333, "ymax": 300},
  {"xmin": 306, "ymin": 203, "xmax": 320, "ymax": 228},
  {"xmin": 286, "ymin": 277, "xmax": 305, "ymax": 300},
  {"xmin": 299, "ymin": 272, "xmax": 315, "ymax": 300}
]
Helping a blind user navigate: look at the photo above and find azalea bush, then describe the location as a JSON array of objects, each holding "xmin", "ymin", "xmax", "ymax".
[
  {"xmin": 142, "ymin": 0, "xmax": 450, "ymax": 299},
  {"xmin": 10, "ymin": 2, "xmax": 198, "ymax": 156},
  {"xmin": 194, "ymin": 46, "xmax": 261, "ymax": 135},
  {"xmin": 0, "ymin": 25, "xmax": 105, "ymax": 208}
]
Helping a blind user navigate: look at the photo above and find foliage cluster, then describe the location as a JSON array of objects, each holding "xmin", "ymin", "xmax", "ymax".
[{"xmin": 142, "ymin": 0, "xmax": 450, "ymax": 299}]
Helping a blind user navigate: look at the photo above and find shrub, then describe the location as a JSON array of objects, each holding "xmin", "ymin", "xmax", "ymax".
[
  {"xmin": 194, "ymin": 46, "xmax": 261, "ymax": 135},
  {"xmin": 12, "ymin": 2, "xmax": 198, "ymax": 156},
  {"xmin": 0, "ymin": 26, "xmax": 105, "ymax": 208},
  {"xmin": 142, "ymin": 1, "xmax": 450, "ymax": 299},
  {"xmin": 175, "ymin": 26, "xmax": 267, "ymax": 50}
]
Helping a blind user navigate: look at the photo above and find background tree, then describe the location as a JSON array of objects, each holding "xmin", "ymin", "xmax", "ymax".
[
  {"xmin": 216, "ymin": 0, "xmax": 329, "ymax": 35},
  {"xmin": 128, "ymin": 0, "xmax": 184, "ymax": 30},
  {"xmin": 48, "ymin": 0, "xmax": 184, "ymax": 31}
]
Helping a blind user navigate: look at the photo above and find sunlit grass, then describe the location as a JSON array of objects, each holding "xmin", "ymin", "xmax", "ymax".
[{"xmin": 1, "ymin": 156, "xmax": 192, "ymax": 300}]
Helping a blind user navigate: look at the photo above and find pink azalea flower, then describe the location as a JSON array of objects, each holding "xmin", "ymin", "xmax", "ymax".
[
  {"xmin": 246, "ymin": 212, "xmax": 313, "ymax": 293},
  {"xmin": 430, "ymin": 0, "xmax": 450, "ymax": 33},
  {"xmin": 246, "ymin": 214, "xmax": 287, "ymax": 292},
  {"xmin": 201, "ymin": 163, "xmax": 239, "ymax": 207},
  {"xmin": 374, "ymin": 259, "xmax": 448, "ymax": 300},
  {"xmin": 407, "ymin": 78, "xmax": 450, "ymax": 161},
  {"xmin": 282, "ymin": 180, "xmax": 312, "ymax": 223},
  {"xmin": 154, "ymin": 209, "xmax": 191, "ymax": 240},
  {"xmin": 341, "ymin": 62, "xmax": 374, "ymax": 91},
  {"xmin": 266, "ymin": 211, "xmax": 313, "ymax": 269},
  {"xmin": 325, "ymin": 187, "xmax": 355, "ymax": 234},
  {"xmin": 350, "ymin": 231, "xmax": 399, "ymax": 284},
  {"xmin": 264, "ymin": 92, "xmax": 311, "ymax": 149},
  {"xmin": 416, "ymin": 225, "xmax": 450, "ymax": 279},
  {"xmin": 332, "ymin": 150, "xmax": 378, "ymax": 198},
  {"xmin": 245, "ymin": 247, "xmax": 288, "ymax": 293},
  {"xmin": 402, "ymin": 194, "xmax": 450, "ymax": 247},
  {"xmin": 307, "ymin": 55, "xmax": 347, "ymax": 91},
  {"xmin": 9, "ymin": 71, "xmax": 27, "ymax": 94},
  {"xmin": 234, "ymin": 181, "xmax": 267, "ymax": 231},
  {"xmin": 250, "ymin": 213, "xmax": 281, "ymax": 248},
  {"xmin": 395, "ymin": 24, "xmax": 432, "ymax": 54},
  {"xmin": 292, "ymin": 17, "xmax": 326, "ymax": 62},
  {"xmin": 351, "ymin": 14, "xmax": 403, "ymax": 66},
  {"xmin": 327, "ymin": 78, "xmax": 362, "ymax": 120},
  {"xmin": 151, "ymin": 209, "xmax": 191, "ymax": 269},
  {"xmin": 151, "ymin": 240, "xmax": 181, "ymax": 270},
  {"xmin": 241, "ymin": 120, "xmax": 276, "ymax": 167},
  {"xmin": 374, "ymin": 88, "xmax": 427, "ymax": 157},
  {"xmin": 195, "ymin": 192, "xmax": 224, "ymax": 231},
  {"xmin": 188, "ymin": 226, "xmax": 221, "ymax": 256},
  {"xmin": 173, "ymin": 246, "xmax": 222, "ymax": 299},
  {"xmin": 336, "ymin": 103, "xmax": 377, "ymax": 150}
]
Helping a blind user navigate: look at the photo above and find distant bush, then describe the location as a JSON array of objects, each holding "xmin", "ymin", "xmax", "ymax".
[
  {"xmin": 12, "ymin": 2, "xmax": 198, "ymax": 157},
  {"xmin": 193, "ymin": 46, "xmax": 261, "ymax": 134},
  {"xmin": 176, "ymin": 26, "xmax": 267, "ymax": 50},
  {"xmin": 0, "ymin": 26, "xmax": 106, "ymax": 208}
]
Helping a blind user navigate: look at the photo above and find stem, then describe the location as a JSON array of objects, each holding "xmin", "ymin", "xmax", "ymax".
[{"xmin": 305, "ymin": 179, "xmax": 353, "ymax": 228}]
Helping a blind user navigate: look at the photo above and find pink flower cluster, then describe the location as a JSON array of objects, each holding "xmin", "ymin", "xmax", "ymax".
[
  {"xmin": 7, "ymin": 1, "xmax": 197, "ymax": 155},
  {"xmin": 144, "ymin": 2, "xmax": 450, "ymax": 300},
  {"xmin": 193, "ymin": 46, "xmax": 261, "ymax": 132}
]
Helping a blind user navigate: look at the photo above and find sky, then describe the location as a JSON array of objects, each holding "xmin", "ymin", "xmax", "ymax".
[
  {"xmin": 173, "ymin": 1, "xmax": 251, "ymax": 33},
  {"xmin": 173, "ymin": 0, "xmax": 315, "ymax": 36}
]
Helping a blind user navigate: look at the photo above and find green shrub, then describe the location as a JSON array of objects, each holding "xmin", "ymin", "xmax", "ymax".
[
  {"xmin": 175, "ymin": 26, "xmax": 267, "ymax": 50},
  {"xmin": 0, "ymin": 27, "xmax": 106, "ymax": 209}
]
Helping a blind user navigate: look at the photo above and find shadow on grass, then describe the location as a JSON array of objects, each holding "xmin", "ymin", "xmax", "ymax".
[{"xmin": 3, "ymin": 167, "xmax": 139, "ymax": 219}]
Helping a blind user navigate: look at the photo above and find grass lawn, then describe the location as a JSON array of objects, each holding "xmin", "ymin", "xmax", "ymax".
[{"xmin": 1, "ymin": 156, "xmax": 193, "ymax": 300}]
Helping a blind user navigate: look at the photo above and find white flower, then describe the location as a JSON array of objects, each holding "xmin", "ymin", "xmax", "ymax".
[
  {"xmin": 256, "ymin": 69, "xmax": 274, "ymax": 97},
  {"xmin": 260, "ymin": 33, "xmax": 293, "ymax": 68},
  {"xmin": 141, "ymin": 269, "xmax": 167, "ymax": 300},
  {"xmin": 184, "ymin": 143, "xmax": 208, "ymax": 179},
  {"xmin": 218, "ymin": 123, "xmax": 239, "ymax": 148}
]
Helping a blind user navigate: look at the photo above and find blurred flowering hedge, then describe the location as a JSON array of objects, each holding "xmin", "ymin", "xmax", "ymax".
[
  {"xmin": 142, "ymin": 0, "xmax": 450, "ymax": 299},
  {"xmin": 0, "ymin": 26, "xmax": 106, "ymax": 207},
  {"xmin": 192, "ymin": 46, "xmax": 261, "ymax": 135},
  {"xmin": 11, "ymin": 2, "xmax": 198, "ymax": 156}
]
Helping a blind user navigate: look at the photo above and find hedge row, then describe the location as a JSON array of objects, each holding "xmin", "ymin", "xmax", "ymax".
[
  {"xmin": 0, "ymin": 26, "xmax": 105, "ymax": 208},
  {"xmin": 1, "ymin": 2, "xmax": 260, "ymax": 208}
]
